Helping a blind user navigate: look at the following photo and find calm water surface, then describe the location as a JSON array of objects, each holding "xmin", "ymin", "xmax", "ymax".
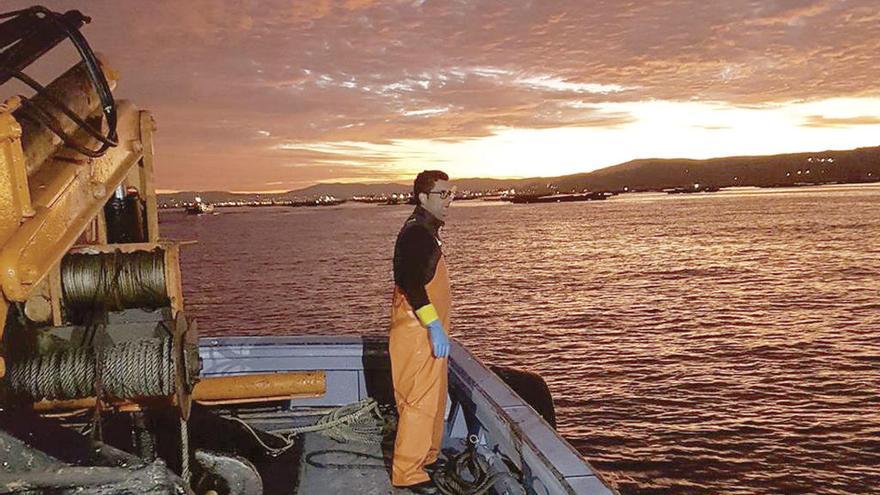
[{"xmin": 160, "ymin": 185, "xmax": 880, "ymax": 495}]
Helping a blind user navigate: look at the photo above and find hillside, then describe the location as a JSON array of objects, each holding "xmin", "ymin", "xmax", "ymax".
[
  {"xmin": 553, "ymin": 146, "xmax": 880, "ymax": 192},
  {"xmin": 159, "ymin": 145, "xmax": 880, "ymax": 204}
]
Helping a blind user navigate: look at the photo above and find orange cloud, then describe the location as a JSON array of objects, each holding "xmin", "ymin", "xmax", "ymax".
[
  {"xmin": 801, "ymin": 115, "xmax": 880, "ymax": 128},
  {"xmin": 743, "ymin": 0, "xmax": 835, "ymax": 26},
  {"xmin": 3, "ymin": 0, "xmax": 878, "ymax": 190}
]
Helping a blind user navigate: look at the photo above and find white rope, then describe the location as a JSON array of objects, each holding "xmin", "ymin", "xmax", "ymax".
[{"xmin": 223, "ymin": 398, "xmax": 386, "ymax": 457}]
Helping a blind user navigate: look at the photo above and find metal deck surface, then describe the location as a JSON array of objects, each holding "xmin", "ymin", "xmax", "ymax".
[
  {"xmin": 295, "ymin": 431, "xmax": 395, "ymax": 494},
  {"xmin": 200, "ymin": 336, "xmax": 618, "ymax": 495}
]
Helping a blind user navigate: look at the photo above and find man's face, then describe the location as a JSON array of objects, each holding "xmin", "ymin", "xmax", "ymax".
[{"xmin": 419, "ymin": 179, "xmax": 454, "ymax": 222}]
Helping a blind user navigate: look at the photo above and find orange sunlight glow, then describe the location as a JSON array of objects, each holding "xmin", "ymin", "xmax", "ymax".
[{"xmin": 276, "ymin": 96, "xmax": 880, "ymax": 181}]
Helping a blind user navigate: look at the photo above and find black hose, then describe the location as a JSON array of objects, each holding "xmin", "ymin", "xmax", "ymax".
[
  {"xmin": 304, "ymin": 449, "xmax": 388, "ymax": 470},
  {"xmin": 3, "ymin": 68, "xmax": 117, "ymax": 146},
  {"xmin": 0, "ymin": 6, "xmax": 117, "ymax": 157},
  {"xmin": 432, "ymin": 437, "xmax": 524, "ymax": 495},
  {"xmin": 15, "ymin": 94, "xmax": 111, "ymax": 158}
]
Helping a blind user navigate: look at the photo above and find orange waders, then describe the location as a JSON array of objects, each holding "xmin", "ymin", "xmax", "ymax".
[{"xmin": 389, "ymin": 256, "xmax": 451, "ymax": 487}]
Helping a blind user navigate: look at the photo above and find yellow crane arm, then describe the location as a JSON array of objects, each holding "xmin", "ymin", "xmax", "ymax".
[{"xmin": 0, "ymin": 99, "xmax": 146, "ymax": 303}]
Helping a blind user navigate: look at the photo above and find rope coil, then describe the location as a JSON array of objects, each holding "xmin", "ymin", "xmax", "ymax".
[
  {"xmin": 224, "ymin": 398, "xmax": 386, "ymax": 457},
  {"xmin": 61, "ymin": 249, "xmax": 170, "ymax": 317},
  {"xmin": 7, "ymin": 338, "xmax": 175, "ymax": 401}
]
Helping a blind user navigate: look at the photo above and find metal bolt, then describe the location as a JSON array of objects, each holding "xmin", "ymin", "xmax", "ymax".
[
  {"xmin": 21, "ymin": 264, "xmax": 39, "ymax": 282},
  {"xmin": 92, "ymin": 184, "xmax": 106, "ymax": 199}
]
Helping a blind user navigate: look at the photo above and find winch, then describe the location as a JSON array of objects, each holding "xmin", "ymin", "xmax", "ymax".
[{"xmin": 0, "ymin": 7, "xmax": 326, "ymax": 493}]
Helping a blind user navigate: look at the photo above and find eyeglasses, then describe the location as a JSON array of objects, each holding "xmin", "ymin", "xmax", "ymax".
[{"xmin": 427, "ymin": 186, "xmax": 456, "ymax": 199}]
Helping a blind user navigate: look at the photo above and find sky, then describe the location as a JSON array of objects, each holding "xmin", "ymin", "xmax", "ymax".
[{"xmin": 4, "ymin": 0, "xmax": 880, "ymax": 191}]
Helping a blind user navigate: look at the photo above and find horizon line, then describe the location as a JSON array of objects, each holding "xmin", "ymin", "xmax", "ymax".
[{"xmin": 156, "ymin": 143, "xmax": 879, "ymax": 194}]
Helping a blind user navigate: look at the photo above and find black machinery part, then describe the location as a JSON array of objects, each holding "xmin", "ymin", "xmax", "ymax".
[
  {"xmin": 490, "ymin": 366, "xmax": 557, "ymax": 429},
  {"xmin": 0, "ymin": 6, "xmax": 118, "ymax": 157},
  {"xmin": 0, "ymin": 7, "xmax": 89, "ymax": 81},
  {"xmin": 0, "ymin": 410, "xmax": 188, "ymax": 494},
  {"xmin": 104, "ymin": 190, "xmax": 149, "ymax": 243},
  {"xmin": 193, "ymin": 449, "xmax": 264, "ymax": 495}
]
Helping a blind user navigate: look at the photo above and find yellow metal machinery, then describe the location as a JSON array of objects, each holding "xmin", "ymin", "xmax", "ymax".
[
  {"xmin": 0, "ymin": 7, "xmax": 326, "ymax": 492},
  {"xmin": 0, "ymin": 6, "xmax": 325, "ymax": 415},
  {"xmin": 0, "ymin": 63, "xmax": 190, "ymax": 380}
]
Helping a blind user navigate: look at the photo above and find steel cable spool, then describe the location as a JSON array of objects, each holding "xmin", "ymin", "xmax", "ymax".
[
  {"xmin": 61, "ymin": 248, "xmax": 170, "ymax": 320},
  {"xmin": 4, "ymin": 315, "xmax": 200, "ymax": 419},
  {"xmin": 6, "ymin": 337, "xmax": 175, "ymax": 401}
]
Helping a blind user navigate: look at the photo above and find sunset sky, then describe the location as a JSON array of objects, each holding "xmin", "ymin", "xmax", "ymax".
[{"xmin": 6, "ymin": 0, "xmax": 880, "ymax": 191}]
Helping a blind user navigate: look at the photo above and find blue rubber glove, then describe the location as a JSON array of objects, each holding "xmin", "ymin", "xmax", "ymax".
[{"xmin": 426, "ymin": 319, "xmax": 450, "ymax": 358}]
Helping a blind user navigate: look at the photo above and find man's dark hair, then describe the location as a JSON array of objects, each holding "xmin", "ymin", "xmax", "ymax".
[{"xmin": 413, "ymin": 170, "xmax": 449, "ymax": 204}]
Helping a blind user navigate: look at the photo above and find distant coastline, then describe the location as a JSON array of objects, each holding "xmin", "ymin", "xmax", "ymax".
[{"xmin": 158, "ymin": 145, "xmax": 879, "ymax": 209}]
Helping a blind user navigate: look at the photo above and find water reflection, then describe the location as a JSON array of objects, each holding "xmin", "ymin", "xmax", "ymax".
[{"xmin": 161, "ymin": 186, "xmax": 880, "ymax": 494}]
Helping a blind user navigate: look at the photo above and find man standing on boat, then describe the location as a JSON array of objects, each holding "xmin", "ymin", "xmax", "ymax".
[{"xmin": 390, "ymin": 170, "xmax": 455, "ymax": 491}]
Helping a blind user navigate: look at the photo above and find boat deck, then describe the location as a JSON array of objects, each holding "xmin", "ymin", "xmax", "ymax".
[
  {"xmin": 219, "ymin": 403, "xmax": 419, "ymax": 494},
  {"xmin": 199, "ymin": 336, "xmax": 617, "ymax": 495},
  {"xmin": 296, "ymin": 429, "xmax": 394, "ymax": 494}
]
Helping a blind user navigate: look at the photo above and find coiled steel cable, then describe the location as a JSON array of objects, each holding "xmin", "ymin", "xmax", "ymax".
[
  {"xmin": 180, "ymin": 417, "xmax": 191, "ymax": 484},
  {"xmin": 62, "ymin": 250, "xmax": 169, "ymax": 316},
  {"xmin": 6, "ymin": 338, "xmax": 175, "ymax": 401}
]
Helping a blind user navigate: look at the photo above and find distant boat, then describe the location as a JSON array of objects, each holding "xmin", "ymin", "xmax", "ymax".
[
  {"xmin": 186, "ymin": 196, "xmax": 215, "ymax": 214},
  {"xmin": 290, "ymin": 196, "xmax": 347, "ymax": 207},
  {"xmin": 315, "ymin": 196, "xmax": 346, "ymax": 206},
  {"xmin": 509, "ymin": 192, "xmax": 612, "ymax": 204},
  {"xmin": 381, "ymin": 195, "xmax": 416, "ymax": 206},
  {"xmin": 664, "ymin": 188, "xmax": 690, "ymax": 194},
  {"xmin": 351, "ymin": 197, "xmax": 389, "ymax": 204},
  {"xmin": 480, "ymin": 195, "xmax": 506, "ymax": 201},
  {"xmin": 664, "ymin": 185, "xmax": 720, "ymax": 194}
]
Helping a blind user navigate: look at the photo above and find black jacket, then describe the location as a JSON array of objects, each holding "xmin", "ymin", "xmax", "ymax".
[{"xmin": 393, "ymin": 206, "xmax": 443, "ymax": 310}]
